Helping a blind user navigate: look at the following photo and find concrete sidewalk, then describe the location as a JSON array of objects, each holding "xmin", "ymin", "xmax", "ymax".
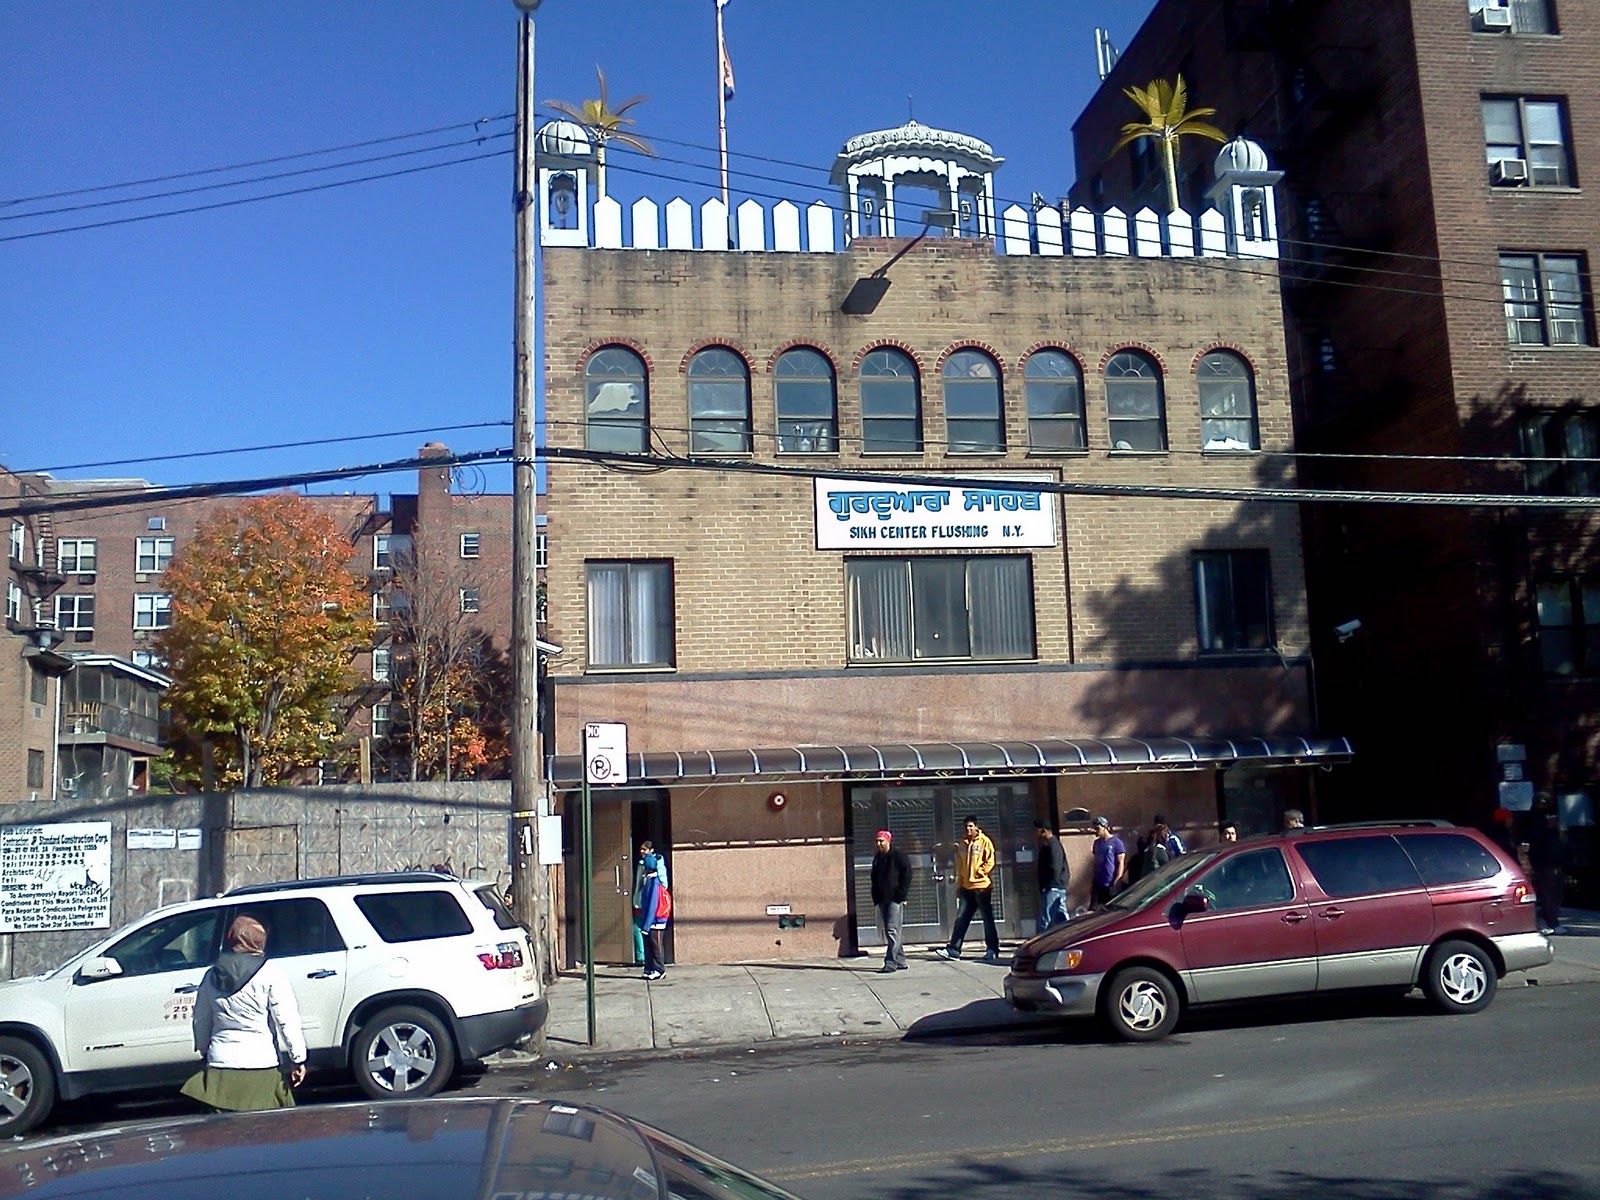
[{"xmin": 523, "ymin": 909, "xmax": 1600, "ymax": 1062}]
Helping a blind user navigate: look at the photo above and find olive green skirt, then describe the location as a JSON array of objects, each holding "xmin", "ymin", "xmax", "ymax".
[{"xmin": 180, "ymin": 1065, "xmax": 295, "ymax": 1112}]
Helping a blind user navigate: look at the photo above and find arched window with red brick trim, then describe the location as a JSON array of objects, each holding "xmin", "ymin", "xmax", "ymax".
[{"xmin": 585, "ymin": 346, "xmax": 649, "ymax": 453}]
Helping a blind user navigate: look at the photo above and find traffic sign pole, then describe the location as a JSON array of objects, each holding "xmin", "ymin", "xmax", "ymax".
[{"xmin": 580, "ymin": 725, "xmax": 596, "ymax": 1046}]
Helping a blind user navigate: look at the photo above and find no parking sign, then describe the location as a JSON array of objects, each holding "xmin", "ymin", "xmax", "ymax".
[{"xmin": 584, "ymin": 722, "xmax": 629, "ymax": 785}]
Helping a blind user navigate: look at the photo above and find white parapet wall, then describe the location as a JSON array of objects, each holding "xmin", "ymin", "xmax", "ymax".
[{"xmin": 568, "ymin": 194, "xmax": 1276, "ymax": 260}]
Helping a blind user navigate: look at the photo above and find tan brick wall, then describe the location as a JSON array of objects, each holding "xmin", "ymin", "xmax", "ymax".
[{"xmin": 542, "ymin": 241, "xmax": 1308, "ymax": 758}]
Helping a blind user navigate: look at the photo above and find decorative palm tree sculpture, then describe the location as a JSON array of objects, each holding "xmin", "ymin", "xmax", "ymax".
[
  {"xmin": 545, "ymin": 66, "xmax": 656, "ymax": 202},
  {"xmin": 1109, "ymin": 75, "xmax": 1227, "ymax": 214}
]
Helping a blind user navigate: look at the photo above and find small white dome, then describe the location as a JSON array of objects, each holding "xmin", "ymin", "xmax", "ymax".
[
  {"xmin": 1215, "ymin": 136, "xmax": 1270, "ymax": 175},
  {"xmin": 536, "ymin": 119, "xmax": 592, "ymax": 158}
]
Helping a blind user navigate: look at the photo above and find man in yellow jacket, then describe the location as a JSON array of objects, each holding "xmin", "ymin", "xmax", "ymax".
[{"xmin": 934, "ymin": 816, "xmax": 1002, "ymax": 964}]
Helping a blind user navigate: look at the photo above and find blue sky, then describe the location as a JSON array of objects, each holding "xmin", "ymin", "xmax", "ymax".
[{"xmin": 3, "ymin": 1, "xmax": 1155, "ymax": 492}]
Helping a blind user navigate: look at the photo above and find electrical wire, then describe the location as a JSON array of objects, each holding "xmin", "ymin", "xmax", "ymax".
[
  {"xmin": 0, "ymin": 114, "xmax": 512, "ymax": 208},
  {"xmin": 17, "ymin": 420, "xmax": 511, "ymax": 476}
]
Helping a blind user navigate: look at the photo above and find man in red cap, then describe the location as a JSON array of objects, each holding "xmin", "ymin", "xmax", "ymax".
[{"xmin": 869, "ymin": 829, "xmax": 912, "ymax": 972}]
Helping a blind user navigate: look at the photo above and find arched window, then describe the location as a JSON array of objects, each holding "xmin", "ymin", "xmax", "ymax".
[
  {"xmin": 1197, "ymin": 351, "xmax": 1259, "ymax": 451},
  {"xmin": 943, "ymin": 349, "xmax": 1005, "ymax": 453},
  {"xmin": 687, "ymin": 347, "xmax": 751, "ymax": 454},
  {"xmin": 584, "ymin": 347, "xmax": 648, "ymax": 453},
  {"xmin": 1024, "ymin": 350, "xmax": 1085, "ymax": 452},
  {"xmin": 548, "ymin": 173, "xmax": 579, "ymax": 230},
  {"xmin": 774, "ymin": 348, "xmax": 837, "ymax": 453},
  {"xmin": 1105, "ymin": 351, "xmax": 1166, "ymax": 451},
  {"xmin": 859, "ymin": 348, "xmax": 922, "ymax": 453}
]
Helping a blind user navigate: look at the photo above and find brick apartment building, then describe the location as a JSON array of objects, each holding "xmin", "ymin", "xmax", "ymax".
[
  {"xmin": 1070, "ymin": 0, "xmax": 1598, "ymax": 893},
  {"xmin": 2, "ymin": 446, "xmax": 523, "ymax": 800},
  {"xmin": 535, "ymin": 116, "xmax": 1348, "ymax": 965}
]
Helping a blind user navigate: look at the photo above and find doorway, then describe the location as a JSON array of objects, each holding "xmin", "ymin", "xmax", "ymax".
[
  {"xmin": 849, "ymin": 781, "xmax": 1039, "ymax": 950},
  {"xmin": 573, "ymin": 787, "xmax": 671, "ymax": 967}
]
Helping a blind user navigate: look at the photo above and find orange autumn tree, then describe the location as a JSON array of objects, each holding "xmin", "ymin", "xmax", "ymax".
[{"xmin": 156, "ymin": 494, "xmax": 374, "ymax": 788}]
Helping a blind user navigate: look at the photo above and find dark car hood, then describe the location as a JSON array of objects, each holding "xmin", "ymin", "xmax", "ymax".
[{"xmin": 0, "ymin": 1097, "xmax": 803, "ymax": 1200}]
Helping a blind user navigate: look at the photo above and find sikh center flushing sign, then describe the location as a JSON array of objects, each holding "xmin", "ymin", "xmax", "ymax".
[{"xmin": 813, "ymin": 477, "xmax": 1057, "ymax": 551}]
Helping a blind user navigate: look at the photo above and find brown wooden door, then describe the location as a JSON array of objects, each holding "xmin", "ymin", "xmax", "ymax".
[{"xmin": 588, "ymin": 796, "xmax": 636, "ymax": 964}]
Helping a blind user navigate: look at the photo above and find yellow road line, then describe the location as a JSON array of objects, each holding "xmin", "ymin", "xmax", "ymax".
[{"xmin": 759, "ymin": 1084, "xmax": 1600, "ymax": 1182}]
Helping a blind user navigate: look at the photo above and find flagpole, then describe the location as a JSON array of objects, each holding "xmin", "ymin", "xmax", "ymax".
[{"xmin": 716, "ymin": 0, "xmax": 729, "ymax": 212}]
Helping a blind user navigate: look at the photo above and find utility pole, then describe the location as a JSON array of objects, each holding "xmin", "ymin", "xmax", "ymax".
[{"xmin": 510, "ymin": 0, "xmax": 553, "ymax": 1004}]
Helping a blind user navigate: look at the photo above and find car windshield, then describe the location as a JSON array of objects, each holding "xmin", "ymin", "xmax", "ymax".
[{"xmin": 1102, "ymin": 850, "xmax": 1217, "ymax": 911}]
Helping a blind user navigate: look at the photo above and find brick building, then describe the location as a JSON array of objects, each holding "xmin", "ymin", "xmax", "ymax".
[
  {"xmin": 1070, "ymin": 0, "xmax": 1599, "ymax": 890},
  {"xmin": 536, "ymin": 117, "xmax": 1348, "ymax": 965},
  {"xmin": 1, "ymin": 448, "xmax": 519, "ymax": 799}
]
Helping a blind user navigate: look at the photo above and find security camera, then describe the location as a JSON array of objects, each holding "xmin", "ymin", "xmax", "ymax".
[{"xmin": 1334, "ymin": 619, "xmax": 1362, "ymax": 641}]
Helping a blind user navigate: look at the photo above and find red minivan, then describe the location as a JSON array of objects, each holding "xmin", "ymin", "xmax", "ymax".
[{"xmin": 1004, "ymin": 821, "xmax": 1552, "ymax": 1041}]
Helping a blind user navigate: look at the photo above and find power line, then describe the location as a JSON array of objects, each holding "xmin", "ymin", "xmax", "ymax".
[
  {"xmin": 16, "ymin": 420, "xmax": 511, "ymax": 476},
  {"xmin": 0, "ymin": 114, "xmax": 512, "ymax": 208},
  {"xmin": 0, "ymin": 148, "xmax": 507, "ymax": 244},
  {"xmin": 0, "ymin": 132, "xmax": 513, "ymax": 224}
]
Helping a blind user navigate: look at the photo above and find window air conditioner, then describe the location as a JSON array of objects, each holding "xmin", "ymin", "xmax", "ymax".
[
  {"xmin": 1473, "ymin": 5, "xmax": 1513, "ymax": 31},
  {"xmin": 1491, "ymin": 158, "xmax": 1530, "ymax": 186}
]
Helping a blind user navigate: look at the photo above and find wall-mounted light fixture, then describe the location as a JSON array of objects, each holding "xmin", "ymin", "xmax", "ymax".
[{"xmin": 840, "ymin": 208, "xmax": 958, "ymax": 315}]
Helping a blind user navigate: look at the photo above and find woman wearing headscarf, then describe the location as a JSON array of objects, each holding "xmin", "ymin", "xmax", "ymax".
[{"xmin": 180, "ymin": 914, "xmax": 308, "ymax": 1112}]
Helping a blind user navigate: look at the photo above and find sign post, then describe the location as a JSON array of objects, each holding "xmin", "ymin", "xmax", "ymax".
[{"xmin": 581, "ymin": 721, "xmax": 627, "ymax": 1045}]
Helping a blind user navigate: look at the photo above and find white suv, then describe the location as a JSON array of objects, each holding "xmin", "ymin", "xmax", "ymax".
[{"xmin": 0, "ymin": 871, "xmax": 545, "ymax": 1136}]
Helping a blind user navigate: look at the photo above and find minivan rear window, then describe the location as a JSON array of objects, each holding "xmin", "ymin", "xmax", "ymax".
[
  {"xmin": 1398, "ymin": 832, "xmax": 1503, "ymax": 886},
  {"xmin": 1296, "ymin": 836, "xmax": 1424, "ymax": 898},
  {"xmin": 355, "ymin": 890, "xmax": 474, "ymax": 943},
  {"xmin": 474, "ymin": 883, "xmax": 522, "ymax": 931}
]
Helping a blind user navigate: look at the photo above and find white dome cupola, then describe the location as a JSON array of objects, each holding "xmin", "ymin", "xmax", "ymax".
[{"xmin": 831, "ymin": 118, "xmax": 1004, "ymax": 241}]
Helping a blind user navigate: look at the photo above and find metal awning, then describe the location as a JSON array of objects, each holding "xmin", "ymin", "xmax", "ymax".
[{"xmin": 548, "ymin": 734, "xmax": 1352, "ymax": 788}]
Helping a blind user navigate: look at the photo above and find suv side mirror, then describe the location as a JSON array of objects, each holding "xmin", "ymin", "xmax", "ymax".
[
  {"xmin": 1180, "ymin": 889, "xmax": 1210, "ymax": 914},
  {"xmin": 76, "ymin": 956, "xmax": 123, "ymax": 982}
]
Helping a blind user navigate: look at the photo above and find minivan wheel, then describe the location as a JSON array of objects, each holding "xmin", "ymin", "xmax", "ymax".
[
  {"xmin": 1424, "ymin": 939, "xmax": 1497, "ymax": 1014},
  {"xmin": 0, "ymin": 1037, "xmax": 57, "ymax": 1137},
  {"xmin": 353, "ymin": 1006, "xmax": 457, "ymax": 1099},
  {"xmin": 1103, "ymin": 967, "xmax": 1180, "ymax": 1041}
]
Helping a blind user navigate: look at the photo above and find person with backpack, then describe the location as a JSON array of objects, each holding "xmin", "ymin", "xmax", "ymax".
[{"xmin": 636, "ymin": 852, "xmax": 672, "ymax": 980}]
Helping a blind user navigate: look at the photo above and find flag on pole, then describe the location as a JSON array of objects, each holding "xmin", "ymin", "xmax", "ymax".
[{"xmin": 718, "ymin": 0, "xmax": 735, "ymax": 101}]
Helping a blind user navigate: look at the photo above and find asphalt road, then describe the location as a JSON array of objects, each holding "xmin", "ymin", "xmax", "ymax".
[
  {"xmin": 34, "ymin": 985, "xmax": 1600, "ymax": 1199},
  {"xmin": 497, "ymin": 985, "xmax": 1600, "ymax": 1200}
]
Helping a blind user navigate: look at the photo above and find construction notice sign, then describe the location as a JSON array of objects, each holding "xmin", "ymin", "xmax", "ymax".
[{"xmin": 0, "ymin": 822, "xmax": 113, "ymax": 933}]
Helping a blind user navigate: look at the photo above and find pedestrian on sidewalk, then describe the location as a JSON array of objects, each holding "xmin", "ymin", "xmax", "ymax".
[
  {"xmin": 1282, "ymin": 808, "xmax": 1306, "ymax": 831},
  {"xmin": 1528, "ymin": 796, "xmax": 1567, "ymax": 935},
  {"xmin": 631, "ymin": 841, "xmax": 668, "ymax": 967},
  {"xmin": 1219, "ymin": 821, "xmax": 1238, "ymax": 843},
  {"xmin": 935, "ymin": 816, "xmax": 1001, "ymax": 964},
  {"xmin": 1035, "ymin": 820, "xmax": 1069, "ymax": 934},
  {"xmin": 636, "ymin": 853, "xmax": 671, "ymax": 980},
  {"xmin": 1154, "ymin": 817, "xmax": 1186, "ymax": 858},
  {"xmin": 870, "ymin": 830, "xmax": 911, "ymax": 972},
  {"xmin": 1090, "ymin": 817, "xmax": 1126, "ymax": 909}
]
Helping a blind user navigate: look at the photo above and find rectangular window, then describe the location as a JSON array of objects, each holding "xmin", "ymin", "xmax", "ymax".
[
  {"xmin": 1521, "ymin": 411, "xmax": 1599, "ymax": 495},
  {"xmin": 133, "ymin": 593, "xmax": 173, "ymax": 630},
  {"xmin": 1483, "ymin": 96, "xmax": 1573, "ymax": 186},
  {"xmin": 56, "ymin": 594, "xmax": 95, "ymax": 632},
  {"xmin": 131, "ymin": 649, "xmax": 168, "ymax": 671},
  {"xmin": 30, "ymin": 666, "xmax": 48, "ymax": 705},
  {"xmin": 57, "ymin": 538, "xmax": 97, "ymax": 575},
  {"xmin": 135, "ymin": 536, "xmax": 175, "ymax": 574},
  {"xmin": 27, "ymin": 751, "xmax": 44, "ymax": 790},
  {"xmin": 372, "ymin": 646, "xmax": 391, "ymax": 682},
  {"xmin": 460, "ymin": 588, "xmax": 480, "ymax": 614},
  {"xmin": 373, "ymin": 534, "xmax": 391, "ymax": 570},
  {"xmin": 372, "ymin": 593, "xmax": 392, "ymax": 625},
  {"xmin": 847, "ymin": 556, "xmax": 1035, "ymax": 663},
  {"xmin": 354, "ymin": 890, "xmax": 473, "ymax": 943},
  {"xmin": 535, "ymin": 531, "xmax": 549, "ymax": 571},
  {"xmin": 370, "ymin": 701, "xmax": 391, "ymax": 738},
  {"xmin": 1536, "ymin": 578, "xmax": 1600, "ymax": 675},
  {"xmin": 1193, "ymin": 550, "xmax": 1274, "ymax": 652},
  {"xmin": 1471, "ymin": 0, "xmax": 1558, "ymax": 33},
  {"xmin": 9, "ymin": 521, "xmax": 25, "ymax": 564},
  {"xmin": 5, "ymin": 580, "xmax": 21, "ymax": 624},
  {"xmin": 586, "ymin": 560, "xmax": 675, "ymax": 668},
  {"xmin": 459, "ymin": 532, "xmax": 480, "ymax": 559},
  {"xmin": 1501, "ymin": 252, "xmax": 1593, "ymax": 346}
]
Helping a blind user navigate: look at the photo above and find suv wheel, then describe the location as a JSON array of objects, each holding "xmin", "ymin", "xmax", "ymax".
[
  {"xmin": 1103, "ymin": 966, "xmax": 1180, "ymax": 1041},
  {"xmin": 0, "ymin": 1037, "xmax": 56, "ymax": 1137},
  {"xmin": 1424, "ymin": 939, "xmax": 1497, "ymax": 1014},
  {"xmin": 353, "ymin": 1006, "xmax": 457, "ymax": 1099}
]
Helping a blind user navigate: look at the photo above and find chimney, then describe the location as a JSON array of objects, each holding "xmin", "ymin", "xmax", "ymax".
[{"xmin": 417, "ymin": 442, "xmax": 452, "ymax": 531}]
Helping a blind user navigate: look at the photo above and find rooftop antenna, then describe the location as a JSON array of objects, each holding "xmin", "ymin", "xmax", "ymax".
[
  {"xmin": 1094, "ymin": 28, "xmax": 1120, "ymax": 80},
  {"xmin": 907, "ymin": 95, "xmax": 914, "ymax": 121}
]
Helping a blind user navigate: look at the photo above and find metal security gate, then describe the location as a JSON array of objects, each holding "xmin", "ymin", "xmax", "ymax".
[{"xmin": 850, "ymin": 781, "xmax": 1038, "ymax": 950}]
